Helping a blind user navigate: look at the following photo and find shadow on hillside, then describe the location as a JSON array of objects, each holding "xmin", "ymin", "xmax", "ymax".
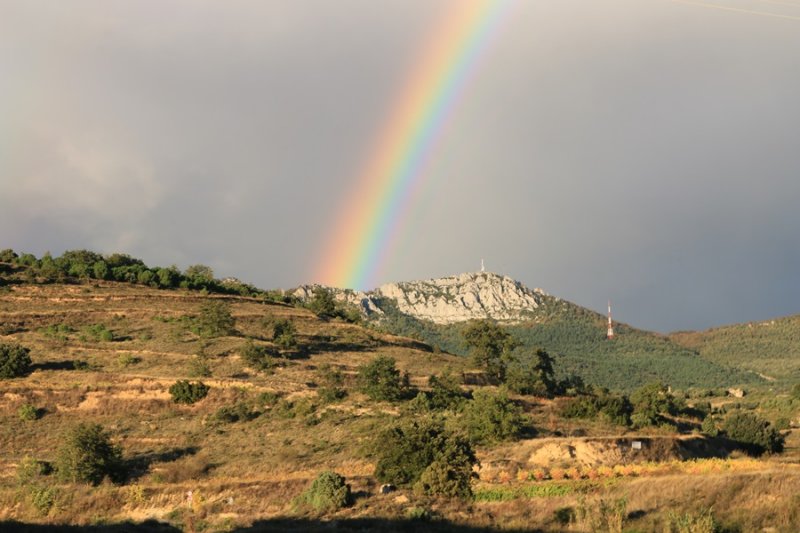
[
  {"xmin": 235, "ymin": 518, "xmax": 546, "ymax": 533},
  {"xmin": 124, "ymin": 446, "xmax": 199, "ymax": 482},
  {"xmin": 31, "ymin": 360, "xmax": 85, "ymax": 371},
  {"xmin": 0, "ymin": 521, "xmax": 180, "ymax": 532}
]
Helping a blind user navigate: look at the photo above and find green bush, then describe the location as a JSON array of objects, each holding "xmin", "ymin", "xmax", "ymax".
[
  {"xmin": 297, "ymin": 471, "xmax": 351, "ymax": 513},
  {"xmin": 169, "ymin": 380, "xmax": 210, "ymax": 404},
  {"xmin": 195, "ymin": 301, "xmax": 234, "ymax": 337},
  {"xmin": 505, "ymin": 348, "xmax": 558, "ymax": 397},
  {"xmin": 723, "ymin": 411, "xmax": 783, "ymax": 455},
  {"xmin": 55, "ymin": 423, "xmax": 124, "ymax": 485},
  {"xmin": 272, "ymin": 319, "xmax": 298, "ymax": 351},
  {"xmin": 18, "ymin": 403, "xmax": 41, "ymax": 421},
  {"xmin": 308, "ymin": 288, "xmax": 336, "ymax": 318},
  {"xmin": 701, "ymin": 414, "xmax": 719, "ymax": 437},
  {"xmin": 561, "ymin": 388, "xmax": 632, "ymax": 426},
  {"xmin": 316, "ymin": 363, "xmax": 346, "ymax": 403},
  {"xmin": 357, "ymin": 355, "xmax": 409, "ymax": 402},
  {"xmin": 461, "ymin": 388, "xmax": 527, "ymax": 444},
  {"xmin": 29, "ymin": 485, "xmax": 58, "ymax": 516},
  {"xmin": 463, "ymin": 320, "xmax": 516, "ymax": 381},
  {"xmin": 0, "ymin": 342, "xmax": 32, "ymax": 378},
  {"xmin": 240, "ymin": 341, "xmax": 278, "ymax": 371},
  {"xmin": 630, "ymin": 381, "xmax": 678, "ymax": 428},
  {"xmin": 17, "ymin": 456, "xmax": 53, "ymax": 483},
  {"xmin": 212, "ymin": 402, "xmax": 256, "ymax": 424},
  {"xmin": 374, "ymin": 418, "xmax": 476, "ymax": 497},
  {"xmin": 665, "ymin": 507, "xmax": 721, "ymax": 533}
]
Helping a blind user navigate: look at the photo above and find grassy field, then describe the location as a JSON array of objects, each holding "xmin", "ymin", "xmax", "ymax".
[{"xmin": 0, "ymin": 280, "xmax": 799, "ymax": 532}]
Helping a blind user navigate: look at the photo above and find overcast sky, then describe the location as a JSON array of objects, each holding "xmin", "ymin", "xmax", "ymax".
[{"xmin": 2, "ymin": 0, "xmax": 800, "ymax": 332}]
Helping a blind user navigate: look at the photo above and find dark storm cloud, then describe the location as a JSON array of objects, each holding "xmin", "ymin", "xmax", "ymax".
[{"xmin": 2, "ymin": 0, "xmax": 799, "ymax": 332}]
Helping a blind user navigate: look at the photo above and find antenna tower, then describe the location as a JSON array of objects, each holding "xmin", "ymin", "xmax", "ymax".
[{"xmin": 607, "ymin": 300, "xmax": 615, "ymax": 340}]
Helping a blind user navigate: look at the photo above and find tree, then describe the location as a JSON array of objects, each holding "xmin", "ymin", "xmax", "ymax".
[
  {"xmin": 374, "ymin": 418, "xmax": 477, "ymax": 497},
  {"xmin": 630, "ymin": 381, "xmax": 677, "ymax": 428},
  {"xmin": 0, "ymin": 249, "xmax": 18, "ymax": 262},
  {"xmin": 426, "ymin": 372, "xmax": 466, "ymax": 411},
  {"xmin": 461, "ymin": 388, "xmax": 527, "ymax": 444},
  {"xmin": 56, "ymin": 423, "xmax": 124, "ymax": 485},
  {"xmin": 463, "ymin": 320, "xmax": 516, "ymax": 381},
  {"xmin": 505, "ymin": 348, "xmax": 557, "ymax": 397},
  {"xmin": 308, "ymin": 287, "xmax": 337, "ymax": 318},
  {"xmin": 357, "ymin": 355, "xmax": 408, "ymax": 402},
  {"xmin": 723, "ymin": 411, "xmax": 783, "ymax": 455},
  {"xmin": 0, "ymin": 342, "xmax": 32, "ymax": 378},
  {"xmin": 196, "ymin": 300, "xmax": 234, "ymax": 337},
  {"xmin": 184, "ymin": 264, "xmax": 214, "ymax": 282},
  {"xmin": 298, "ymin": 471, "xmax": 351, "ymax": 512}
]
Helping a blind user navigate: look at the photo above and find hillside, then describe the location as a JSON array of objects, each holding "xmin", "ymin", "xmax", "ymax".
[
  {"xmin": 1, "ymin": 251, "xmax": 798, "ymax": 532},
  {"xmin": 302, "ymin": 272, "xmax": 762, "ymax": 392},
  {"xmin": 670, "ymin": 314, "xmax": 800, "ymax": 384}
]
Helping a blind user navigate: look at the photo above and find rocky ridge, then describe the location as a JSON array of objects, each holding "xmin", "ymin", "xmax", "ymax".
[{"xmin": 294, "ymin": 271, "xmax": 550, "ymax": 325}]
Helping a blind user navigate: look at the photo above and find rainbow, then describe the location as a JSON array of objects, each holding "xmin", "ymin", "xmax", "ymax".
[{"xmin": 314, "ymin": 0, "xmax": 516, "ymax": 290}]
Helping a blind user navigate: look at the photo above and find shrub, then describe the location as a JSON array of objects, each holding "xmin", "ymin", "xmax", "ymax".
[
  {"xmin": 55, "ymin": 423, "xmax": 124, "ymax": 485},
  {"xmin": 426, "ymin": 372, "xmax": 466, "ymax": 411},
  {"xmin": 463, "ymin": 320, "xmax": 516, "ymax": 381},
  {"xmin": 701, "ymin": 415, "xmax": 719, "ymax": 437},
  {"xmin": 118, "ymin": 353, "xmax": 141, "ymax": 367},
  {"xmin": 316, "ymin": 363, "xmax": 346, "ymax": 403},
  {"xmin": 308, "ymin": 288, "xmax": 337, "ymax": 318},
  {"xmin": 169, "ymin": 380, "xmax": 210, "ymax": 404},
  {"xmin": 505, "ymin": 348, "xmax": 557, "ymax": 397},
  {"xmin": 374, "ymin": 418, "xmax": 476, "ymax": 497},
  {"xmin": 18, "ymin": 403, "xmax": 41, "ymax": 421},
  {"xmin": 665, "ymin": 507, "xmax": 721, "ymax": 533},
  {"xmin": 630, "ymin": 381, "xmax": 677, "ymax": 428},
  {"xmin": 357, "ymin": 355, "xmax": 409, "ymax": 402},
  {"xmin": 212, "ymin": 402, "xmax": 256, "ymax": 423},
  {"xmin": 723, "ymin": 411, "xmax": 783, "ymax": 455},
  {"xmin": 0, "ymin": 342, "xmax": 32, "ymax": 378},
  {"xmin": 17, "ymin": 456, "xmax": 53, "ymax": 483},
  {"xmin": 187, "ymin": 355, "xmax": 212, "ymax": 377},
  {"xmin": 298, "ymin": 471, "xmax": 351, "ymax": 512},
  {"xmin": 561, "ymin": 388, "xmax": 632, "ymax": 426},
  {"xmin": 195, "ymin": 301, "xmax": 234, "ymax": 337},
  {"xmin": 29, "ymin": 485, "xmax": 58, "ymax": 516},
  {"xmin": 461, "ymin": 388, "xmax": 527, "ymax": 444},
  {"xmin": 240, "ymin": 341, "xmax": 278, "ymax": 371},
  {"xmin": 272, "ymin": 319, "xmax": 298, "ymax": 351}
]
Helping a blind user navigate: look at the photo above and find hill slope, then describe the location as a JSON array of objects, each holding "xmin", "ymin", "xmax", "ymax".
[
  {"xmin": 301, "ymin": 272, "xmax": 762, "ymax": 392},
  {"xmin": 670, "ymin": 314, "xmax": 800, "ymax": 384}
]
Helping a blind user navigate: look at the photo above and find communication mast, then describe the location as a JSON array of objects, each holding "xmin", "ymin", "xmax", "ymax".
[{"xmin": 607, "ymin": 300, "xmax": 615, "ymax": 340}]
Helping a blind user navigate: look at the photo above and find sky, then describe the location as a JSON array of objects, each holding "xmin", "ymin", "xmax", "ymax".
[{"xmin": 2, "ymin": 0, "xmax": 800, "ymax": 333}]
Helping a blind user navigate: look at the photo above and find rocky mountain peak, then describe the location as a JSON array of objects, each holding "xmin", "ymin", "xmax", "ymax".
[{"xmin": 294, "ymin": 271, "xmax": 550, "ymax": 325}]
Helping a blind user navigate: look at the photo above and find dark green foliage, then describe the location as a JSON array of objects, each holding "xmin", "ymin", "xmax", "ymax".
[
  {"xmin": 184, "ymin": 264, "xmax": 214, "ymax": 282},
  {"xmin": 427, "ymin": 372, "xmax": 466, "ymax": 411},
  {"xmin": 723, "ymin": 411, "xmax": 784, "ymax": 455},
  {"xmin": 0, "ymin": 248, "xmax": 18, "ymax": 262},
  {"xmin": 0, "ymin": 342, "xmax": 32, "ymax": 378},
  {"xmin": 702, "ymin": 414, "xmax": 719, "ymax": 437},
  {"xmin": 212, "ymin": 402, "xmax": 256, "ymax": 423},
  {"xmin": 461, "ymin": 388, "xmax": 527, "ymax": 444},
  {"xmin": 240, "ymin": 341, "xmax": 279, "ymax": 371},
  {"xmin": 463, "ymin": 320, "xmax": 516, "ymax": 381},
  {"xmin": 561, "ymin": 388, "xmax": 632, "ymax": 426},
  {"xmin": 195, "ymin": 300, "xmax": 234, "ymax": 337},
  {"xmin": 374, "ymin": 418, "xmax": 477, "ymax": 497},
  {"xmin": 357, "ymin": 355, "xmax": 409, "ymax": 402},
  {"xmin": 316, "ymin": 363, "xmax": 346, "ymax": 403},
  {"xmin": 272, "ymin": 319, "xmax": 298, "ymax": 351},
  {"xmin": 298, "ymin": 471, "xmax": 351, "ymax": 512},
  {"xmin": 169, "ymin": 380, "xmax": 210, "ymax": 404},
  {"xmin": 505, "ymin": 348, "xmax": 558, "ymax": 397},
  {"xmin": 55, "ymin": 423, "xmax": 124, "ymax": 485},
  {"xmin": 308, "ymin": 288, "xmax": 336, "ymax": 318},
  {"xmin": 630, "ymin": 381, "xmax": 679, "ymax": 428}
]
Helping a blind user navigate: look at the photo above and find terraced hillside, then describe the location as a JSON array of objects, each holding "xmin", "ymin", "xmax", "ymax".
[{"xmin": 0, "ymin": 264, "xmax": 798, "ymax": 532}]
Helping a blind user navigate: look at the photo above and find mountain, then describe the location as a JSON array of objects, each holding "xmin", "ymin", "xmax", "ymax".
[
  {"xmin": 296, "ymin": 272, "xmax": 763, "ymax": 392},
  {"xmin": 670, "ymin": 315, "xmax": 800, "ymax": 384}
]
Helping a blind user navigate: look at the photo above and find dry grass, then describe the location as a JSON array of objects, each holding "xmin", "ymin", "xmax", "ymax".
[{"xmin": 0, "ymin": 281, "xmax": 798, "ymax": 531}]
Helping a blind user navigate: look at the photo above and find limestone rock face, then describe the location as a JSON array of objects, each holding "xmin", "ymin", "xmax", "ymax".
[
  {"xmin": 293, "ymin": 272, "xmax": 549, "ymax": 325},
  {"xmin": 375, "ymin": 272, "xmax": 546, "ymax": 324}
]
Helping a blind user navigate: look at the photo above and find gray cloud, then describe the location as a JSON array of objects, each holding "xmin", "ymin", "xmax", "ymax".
[{"xmin": 2, "ymin": 0, "xmax": 799, "ymax": 332}]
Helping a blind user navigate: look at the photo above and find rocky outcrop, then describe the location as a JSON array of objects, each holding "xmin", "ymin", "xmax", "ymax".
[
  {"xmin": 293, "ymin": 272, "xmax": 550, "ymax": 325},
  {"xmin": 375, "ymin": 272, "xmax": 546, "ymax": 324}
]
